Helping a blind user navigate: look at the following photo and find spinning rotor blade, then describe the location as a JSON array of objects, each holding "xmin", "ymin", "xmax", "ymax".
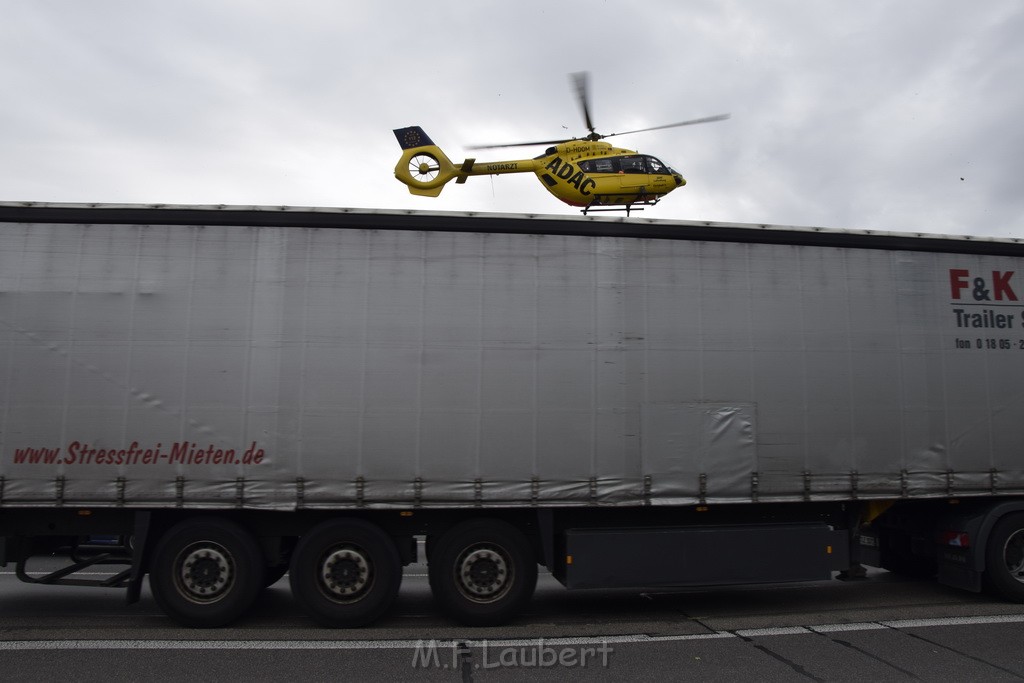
[
  {"xmin": 603, "ymin": 113, "xmax": 731, "ymax": 138},
  {"xmin": 464, "ymin": 73, "xmax": 729, "ymax": 150},
  {"xmin": 465, "ymin": 137, "xmax": 575, "ymax": 151},
  {"xmin": 466, "ymin": 71, "xmax": 597, "ymax": 150},
  {"xmin": 571, "ymin": 71, "xmax": 596, "ymax": 136}
]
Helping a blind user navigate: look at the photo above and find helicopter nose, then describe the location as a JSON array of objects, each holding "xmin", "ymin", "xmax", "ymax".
[{"xmin": 674, "ymin": 174, "xmax": 686, "ymax": 187}]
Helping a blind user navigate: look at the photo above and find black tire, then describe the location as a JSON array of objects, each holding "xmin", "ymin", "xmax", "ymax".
[
  {"xmin": 149, "ymin": 517, "xmax": 266, "ymax": 628},
  {"xmin": 428, "ymin": 519, "xmax": 537, "ymax": 626},
  {"xmin": 263, "ymin": 563, "xmax": 289, "ymax": 588},
  {"xmin": 985, "ymin": 513, "xmax": 1024, "ymax": 602},
  {"xmin": 288, "ymin": 519, "xmax": 402, "ymax": 628}
]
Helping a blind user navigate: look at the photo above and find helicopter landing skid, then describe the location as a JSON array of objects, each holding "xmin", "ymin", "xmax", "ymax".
[{"xmin": 581, "ymin": 196, "xmax": 660, "ymax": 216}]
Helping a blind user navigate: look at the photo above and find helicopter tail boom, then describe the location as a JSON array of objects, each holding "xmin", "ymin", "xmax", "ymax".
[{"xmin": 393, "ymin": 126, "xmax": 538, "ymax": 197}]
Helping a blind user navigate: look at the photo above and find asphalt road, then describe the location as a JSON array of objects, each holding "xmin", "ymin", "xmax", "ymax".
[{"xmin": 2, "ymin": 547, "xmax": 1024, "ymax": 682}]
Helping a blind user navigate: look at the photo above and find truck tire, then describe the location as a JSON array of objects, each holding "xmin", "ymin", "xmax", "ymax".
[
  {"xmin": 288, "ymin": 519, "xmax": 402, "ymax": 627},
  {"xmin": 428, "ymin": 519, "xmax": 537, "ymax": 626},
  {"xmin": 985, "ymin": 513, "xmax": 1024, "ymax": 601},
  {"xmin": 149, "ymin": 517, "xmax": 266, "ymax": 628},
  {"xmin": 263, "ymin": 563, "xmax": 289, "ymax": 587}
]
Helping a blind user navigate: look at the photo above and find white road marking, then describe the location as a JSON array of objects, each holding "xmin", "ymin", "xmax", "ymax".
[
  {"xmin": 809, "ymin": 622, "xmax": 889, "ymax": 633},
  {"xmin": 1, "ymin": 613, "xmax": 1024, "ymax": 650},
  {"xmin": 879, "ymin": 614, "xmax": 1024, "ymax": 629},
  {"xmin": 734, "ymin": 626, "xmax": 811, "ymax": 637}
]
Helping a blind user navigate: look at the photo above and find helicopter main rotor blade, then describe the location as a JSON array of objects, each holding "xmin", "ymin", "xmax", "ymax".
[
  {"xmin": 465, "ymin": 137, "xmax": 576, "ymax": 151},
  {"xmin": 465, "ymin": 75, "xmax": 729, "ymax": 150},
  {"xmin": 571, "ymin": 71, "xmax": 596, "ymax": 136},
  {"xmin": 602, "ymin": 113, "xmax": 730, "ymax": 139}
]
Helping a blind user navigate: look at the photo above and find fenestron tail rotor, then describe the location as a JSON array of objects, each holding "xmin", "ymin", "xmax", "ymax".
[
  {"xmin": 466, "ymin": 71, "xmax": 728, "ymax": 150},
  {"xmin": 408, "ymin": 153, "xmax": 441, "ymax": 182}
]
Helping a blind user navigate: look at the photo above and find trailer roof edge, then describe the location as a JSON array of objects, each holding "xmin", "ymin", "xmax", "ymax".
[{"xmin": 2, "ymin": 202, "xmax": 1021, "ymax": 256}]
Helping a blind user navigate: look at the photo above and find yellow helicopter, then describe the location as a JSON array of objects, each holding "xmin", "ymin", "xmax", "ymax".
[{"xmin": 393, "ymin": 72, "xmax": 728, "ymax": 214}]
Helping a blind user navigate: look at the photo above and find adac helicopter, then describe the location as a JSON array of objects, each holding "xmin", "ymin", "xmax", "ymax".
[{"xmin": 393, "ymin": 72, "xmax": 728, "ymax": 214}]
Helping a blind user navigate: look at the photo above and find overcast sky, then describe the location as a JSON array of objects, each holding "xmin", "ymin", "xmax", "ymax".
[{"xmin": 2, "ymin": 1, "xmax": 1022, "ymax": 237}]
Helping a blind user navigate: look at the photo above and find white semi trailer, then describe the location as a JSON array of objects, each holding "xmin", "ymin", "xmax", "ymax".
[{"xmin": 1, "ymin": 202, "xmax": 1022, "ymax": 627}]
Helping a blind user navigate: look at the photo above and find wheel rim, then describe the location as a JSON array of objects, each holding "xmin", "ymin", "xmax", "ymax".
[
  {"xmin": 454, "ymin": 543, "xmax": 513, "ymax": 603},
  {"xmin": 1003, "ymin": 529, "xmax": 1024, "ymax": 584},
  {"xmin": 174, "ymin": 541, "xmax": 234, "ymax": 604},
  {"xmin": 409, "ymin": 153, "xmax": 440, "ymax": 182},
  {"xmin": 318, "ymin": 544, "xmax": 374, "ymax": 603}
]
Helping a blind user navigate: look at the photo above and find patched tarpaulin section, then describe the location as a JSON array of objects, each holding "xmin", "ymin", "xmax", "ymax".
[
  {"xmin": 1, "ymin": 212, "xmax": 1023, "ymax": 509},
  {"xmin": 641, "ymin": 403, "xmax": 756, "ymax": 503}
]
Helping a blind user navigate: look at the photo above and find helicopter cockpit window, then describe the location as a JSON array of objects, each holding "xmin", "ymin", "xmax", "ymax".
[
  {"xmin": 579, "ymin": 158, "xmax": 616, "ymax": 173},
  {"xmin": 646, "ymin": 157, "xmax": 667, "ymax": 174},
  {"xmin": 619, "ymin": 156, "xmax": 647, "ymax": 174}
]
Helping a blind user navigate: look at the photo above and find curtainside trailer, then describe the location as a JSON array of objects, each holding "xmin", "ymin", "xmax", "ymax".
[{"xmin": 1, "ymin": 202, "xmax": 1023, "ymax": 627}]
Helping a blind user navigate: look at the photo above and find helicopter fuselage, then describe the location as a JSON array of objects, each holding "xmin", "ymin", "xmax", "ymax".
[
  {"xmin": 393, "ymin": 128, "xmax": 686, "ymax": 214},
  {"xmin": 527, "ymin": 140, "xmax": 686, "ymax": 211}
]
